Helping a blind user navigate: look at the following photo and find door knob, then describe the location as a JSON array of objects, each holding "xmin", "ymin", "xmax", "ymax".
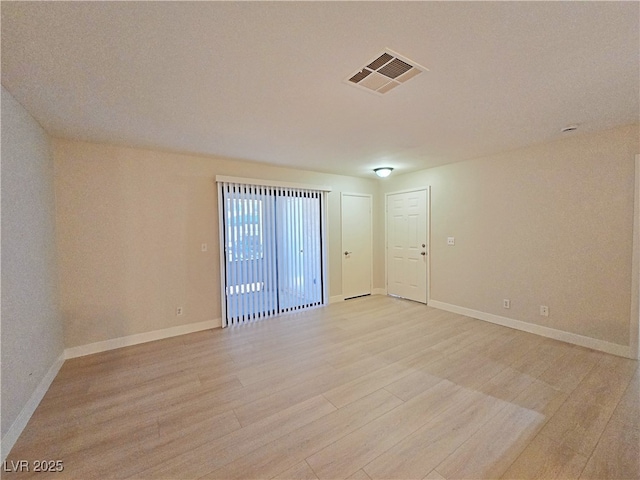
[
  {"xmin": 344, "ymin": 251, "xmax": 352, "ymax": 256},
  {"xmin": 421, "ymin": 252, "xmax": 426, "ymax": 256}
]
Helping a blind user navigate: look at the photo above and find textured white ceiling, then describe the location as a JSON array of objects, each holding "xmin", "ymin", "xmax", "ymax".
[{"xmin": 2, "ymin": 2, "xmax": 638, "ymax": 178}]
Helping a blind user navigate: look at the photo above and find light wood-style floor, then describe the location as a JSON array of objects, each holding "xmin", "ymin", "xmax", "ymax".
[{"xmin": 6, "ymin": 296, "xmax": 639, "ymax": 479}]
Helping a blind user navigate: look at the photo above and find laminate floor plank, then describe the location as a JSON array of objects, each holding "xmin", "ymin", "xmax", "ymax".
[
  {"xmin": 424, "ymin": 470, "xmax": 446, "ymax": 480},
  {"xmin": 442, "ymin": 351, "xmax": 507, "ymax": 391},
  {"xmin": 306, "ymin": 380, "xmax": 461, "ymax": 479},
  {"xmin": 537, "ymin": 346, "xmax": 601, "ymax": 392},
  {"xmin": 203, "ymin": 389, "xmax": 403, "ymax": 480},
  {"xmin": 568, "ymin": 354, "xmax": 638, "ymax": 409},
  {"xmin": 475, "ymin": 365, "xmax": 537, "ymax": 404},
  {"xmin": 233, "ymin": 353, "xmax": 336, "ymax": 387},
  {"xmin": 468, "ymin": 329, "xmax": 544, "ymax": 367},
  {"xmin": 609, "ymin": 366, "xmax": 639, "ymax": 428},
  {"xmin": 511, "ymin": 379, "xmax": 569, "ymax": 418},
  {"xmin": 429, "ymin": 323, "xmax": 498, "ymax": 355},
  {"xmin": 4, "ymin": 296, "xmax": 638, "ymax": 480},
  {"xmin": 384, "ymin": 369, "xmax": 444, "ymax": 402},
  {"xmin": 272, "ymin": 461, "xmax": 319, "ymax": 480},
  {"xmin": 323, "ymin": 348, "xmax": 443, "ymax": 409},
  {"xmin": 434, "ymin": 402, "xmax": 546, "ymax": 479},
  {"xmin": 501, "ymin": 432, "xmax": 589, "ymax": 480},
  {"xmin": 136, "ymin": 394, "xmax": 337, "ymax": 479},
  {"xmin": 538, "ymin": 355, "xmax": 637, "ymax": 457},
  {"xmin": 346, "ymin": 470, "xmax": 373, "ymax": 480},
  {"xmin": 509, "ymin": 338, "xmax": 571, "ymax": 378},
  {"xmin": 233, "ymin": 355, "xmax": 390, "ymax": 427},
  {"xmin": 579, "ymin": 419, "xmax": 640, "ymax": 480},
  {"xmin": 362, "ymin": 388, "xmax": 507, "ymax": 480}
]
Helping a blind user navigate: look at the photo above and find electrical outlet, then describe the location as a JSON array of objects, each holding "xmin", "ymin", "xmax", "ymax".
[
  {"xmin": 447, "ymin": 237, "xmax": 455, "ymax": 246},
  {"xmin": 503, "ymin": 299, "xmax": 510, "ymax": 309},
  {"xmin": 540, "ymin": 305, "xmax": 549, "ymax": 317},
  {"xmin": 176, "ymin": 307, "xmax": 183, "ymax": 316}
]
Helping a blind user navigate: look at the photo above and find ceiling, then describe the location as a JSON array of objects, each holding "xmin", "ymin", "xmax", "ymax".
[{"xmin": 2, "ymin": 2, "xmax": 638, "ymax": 178}]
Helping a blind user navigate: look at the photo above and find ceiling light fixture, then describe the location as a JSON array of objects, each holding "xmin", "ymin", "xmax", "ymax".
[{"xmin": 374, "ymin": 167, "xmax": 394, "ymax": 178}]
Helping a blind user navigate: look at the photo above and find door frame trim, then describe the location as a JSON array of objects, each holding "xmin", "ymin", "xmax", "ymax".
[
  {"xmin": 384, "ymin": 187, "xmax": 431, "ymax": 304},
  {"xmin": 631, "ymin": 154, "xmax": 640, "ymax": 359}
]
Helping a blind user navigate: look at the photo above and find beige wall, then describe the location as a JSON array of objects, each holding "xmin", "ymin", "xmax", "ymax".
[
  {"xmin": 1, "ymin": 87, "xmax": 64, "ymax": 439},
  {"xmin": 53, "ymin": 140, "xmax": 381, "ymax": 347},
  {"xmin": 50, "ymin": 124, "xmax": 639, "ymax": 351},
  {"xmin": 380, "ymin": 124, "xmax": 639, "ymax": 347}
]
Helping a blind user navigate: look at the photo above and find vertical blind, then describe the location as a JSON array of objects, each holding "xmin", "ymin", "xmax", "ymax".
[{"xmin": 219, "ymin": 181, "xmax": 326, "ymax": 327}]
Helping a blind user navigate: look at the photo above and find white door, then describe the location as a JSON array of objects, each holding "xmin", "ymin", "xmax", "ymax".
[
  {"xmin": 342, "ymin": 193, "xmax": 372, "ymax": 299},
  {"xmin": 387, "ymin": 189, "xmax": 428, "ymax": 303}
]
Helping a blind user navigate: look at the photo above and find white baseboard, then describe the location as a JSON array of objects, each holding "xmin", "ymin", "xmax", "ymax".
[
  {"xmin": 64, "ymin": 319, "xmax": 220, "ymax": 359},
  {"xmin": 2, "ymin": 319, "xmax": 221, "ymax": 459},
  {"xmin": 329, "ymin": 295, "xmax": 345, "ymax": 304},
  {"xmin": 1, "ymin": 353, "xmax": 65, "ymax": 462},
  {"xmin": 429, "ymin": 300, "xmax": 633, "ymax": 359}
]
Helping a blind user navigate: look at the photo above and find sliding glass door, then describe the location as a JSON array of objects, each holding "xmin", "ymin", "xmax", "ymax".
[
  {"xmin": 276, "ymin": 192, "xmax": 323, "ymax": 312},
  {"xmin": 219, "ymin": 181, "xmax": 325, "ymax": 326}
]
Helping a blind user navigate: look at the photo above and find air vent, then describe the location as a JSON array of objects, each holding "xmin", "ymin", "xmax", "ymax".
[
  {"xmin": 378, "ymin": 58, "xmax": 412, "ymax": 79},
  {"xmin": 348, "ymin": 69, "xmax": 372, "ymax": 84},
  {"xmin": 367, "ymin": 53, "xmax": 394, "ymax": 71},
  {"xmin": 346, "ymin": 49, "xmax": 428, "ymax": 95}
]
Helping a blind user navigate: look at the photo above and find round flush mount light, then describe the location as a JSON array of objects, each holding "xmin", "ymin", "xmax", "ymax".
[
  {"xmin": 374, "ymin": 167, "xmax": 394, "ymax": 178},
  {"xmin": 561, "ymin": 125, "xmax": 578, "ymax": 133}
]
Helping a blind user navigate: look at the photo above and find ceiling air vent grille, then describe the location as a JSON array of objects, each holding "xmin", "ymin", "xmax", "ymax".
[
  {"xmin": 367, "ymin": 53, "xmax": 394, "ymax": 70},
  {"xmin": 349, "ymin": 69, "xmax": 372, "ymax": 84},
  {"xmin": 346, "ymin": 49, "xmax": 427, "ymax": 95},
  {"xmin": 378, "ymin": 58, "xmax": 412, "ymax": 79}
]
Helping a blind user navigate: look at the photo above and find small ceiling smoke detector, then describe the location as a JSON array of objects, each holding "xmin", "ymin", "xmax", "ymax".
[
  {"xmin": 374, "ymin": 167, "xmax": 394, "ymax": 178},
  {"xmin": 561, "ymin": 125, "xmax": 578, "ymax": 133},
  {"xmin": 346, "ymin": 49, "xmax": 428, "ymax": 95}
]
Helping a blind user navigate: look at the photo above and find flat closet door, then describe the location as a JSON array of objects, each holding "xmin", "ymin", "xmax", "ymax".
[{"xmin": 341, "ymin": 194, "xmax": 372, "ymax": 299}]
